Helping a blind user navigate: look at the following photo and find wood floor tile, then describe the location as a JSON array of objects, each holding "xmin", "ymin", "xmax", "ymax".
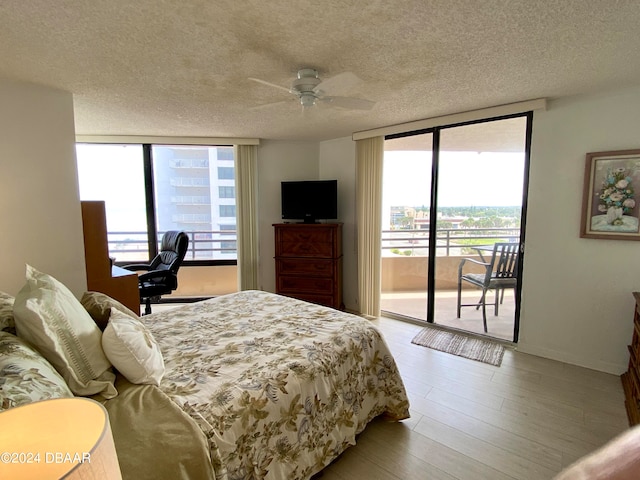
[{"xmin": 323, "ymin": 316, "xmax": 629, "ymax": 479}]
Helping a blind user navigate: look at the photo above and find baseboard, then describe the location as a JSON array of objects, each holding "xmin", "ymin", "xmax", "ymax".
[{"xmin": 516, "ymin": 342, "xmax": 626, "ymax": 375}]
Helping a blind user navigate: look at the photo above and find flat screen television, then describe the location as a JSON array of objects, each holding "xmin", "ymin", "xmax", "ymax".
[{"xmin": 281, "ymin": 180, "xmax": 338, "ymax": 223}]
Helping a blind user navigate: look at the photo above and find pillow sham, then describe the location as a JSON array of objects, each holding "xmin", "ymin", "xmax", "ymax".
[
  {"xmin": 102, "ymin": 310, "xmax": 165, "ymax": 386},
  {"xmin": 0, "ymin": 291, "xmax": 15, "ymax": 334},
  {"xmin": 13, "ymin": 265, "xmax": 117, "ymax": 398},
  {"xmin": 81, "ymin": 291, "xmax": 140, "ymax": 331},
  {"xmin": 0, "ymin": 331, "xmax": 74, "ymax": 411}
]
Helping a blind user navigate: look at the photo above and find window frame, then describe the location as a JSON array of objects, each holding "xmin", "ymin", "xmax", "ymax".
[{"xmin": 77, "ymin": 141, "xmax": 238, "ymax": 267}]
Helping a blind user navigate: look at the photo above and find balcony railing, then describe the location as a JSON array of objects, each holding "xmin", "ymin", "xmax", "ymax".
[
  {"xmin": 107, "ymin": 230, "xmax": 237, "ymax": 262},
  {"xmin": 382, "ymin": 227, "xmax": 520, "ymax": 256},
  {"xmin": 107, "ymin": 226, "xmax": 515, "ymax": 263}
]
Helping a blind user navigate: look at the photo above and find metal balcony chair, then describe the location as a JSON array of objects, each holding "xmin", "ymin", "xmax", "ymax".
[
  {"xmin": 123, "ymin": 231, "xmax": 189, "ymax": 315},
  {"xmin": 456, "ymin": 242, "xmax": 519, "ymax": 333}
]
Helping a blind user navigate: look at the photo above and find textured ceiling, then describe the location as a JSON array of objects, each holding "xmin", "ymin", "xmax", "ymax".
[{"xmin": 1, "ymin": 0, "xmax": 640, "ymax": 142}]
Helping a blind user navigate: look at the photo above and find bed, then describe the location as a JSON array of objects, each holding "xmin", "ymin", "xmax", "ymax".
[{"xmin": 0, "ymin": 271, "xmax": 410, "ymax": 480}]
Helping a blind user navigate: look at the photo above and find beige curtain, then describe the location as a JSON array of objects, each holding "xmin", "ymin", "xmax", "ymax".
[
  {"xmin": 356, "ymin": 136, "xmax": 384, "ymax": 317},
  {"xmin": 234, "ymin": 145, "xmax": 259, "ymax": 290}
]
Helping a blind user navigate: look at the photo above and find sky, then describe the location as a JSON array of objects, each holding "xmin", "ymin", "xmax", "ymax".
[
  {"xmin": 76, "ymin": 144, "xmax": 147, "ymax": 231},
  {"xmin": 382, "ymin": 150, "xmax": 526, "ymax": 208}
]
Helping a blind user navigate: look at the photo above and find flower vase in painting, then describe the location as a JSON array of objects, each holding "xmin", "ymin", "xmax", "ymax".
[{"xmin": 591, "ymin": 165, "xmax": 639, "ymax": 232}]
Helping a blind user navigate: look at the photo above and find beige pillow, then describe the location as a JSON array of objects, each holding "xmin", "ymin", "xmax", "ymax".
[
  {"xmin": 0, "ymin": 291, "xmax": 15, "ymax": 333},
  {"xmin": 0, "ymin": 331, "xmax": 74, "ymax": 411},
  {"xmin": 81, "ymin": 291, "xmax": 140, "ymax": 331},
  {"xmin": 13, "ymin": 265, "xmax": 117, "ymax": 398},
  {"xmin": 102, "ymin": 310, "xmax": 165, "ymax": 386}
]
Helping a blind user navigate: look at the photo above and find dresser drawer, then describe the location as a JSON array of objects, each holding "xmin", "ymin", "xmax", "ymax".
[
  {"xmin": 277, "ymin": 275, "xmax": 334, "ymax": 294},
  {"xmin": 276, "ymin": 258, "xmax": 335, "ymax": 277},
  {"xmin": 274, "ymin": 224, "xmax": 342, "ymax": 257},
  {"xmin": 278, "ymin": 227, "xmax": 334, "ymax": 244},
  {"xmin": 277, "ymin": 241, "xmax": 336, "ymax": 257},
  {"xmin": 283, "ymin": 292, "xmax": 336, "ymax": 308}
]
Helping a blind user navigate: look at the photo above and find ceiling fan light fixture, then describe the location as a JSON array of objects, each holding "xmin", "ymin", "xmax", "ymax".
[{"xmin": 300, "ymin": 93, "xmax": 316, "ymax": 107}]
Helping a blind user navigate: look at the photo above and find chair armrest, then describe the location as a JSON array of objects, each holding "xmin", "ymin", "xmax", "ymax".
[
  {"xmin": 138, "ymin": 269, "xmax": 174, "ymax": 283},
  {"xmin": 458, "ymin": 257, "xmax": 490, "ymax": 275},
  {"xmin": 122, "ymin": 264, "xmax": 152, "ymax": 272}
]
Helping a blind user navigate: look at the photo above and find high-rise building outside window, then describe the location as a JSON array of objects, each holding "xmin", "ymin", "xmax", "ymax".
[{"xmin": 76, "ymin": 143, "xmax": 237, "ymax": 263}]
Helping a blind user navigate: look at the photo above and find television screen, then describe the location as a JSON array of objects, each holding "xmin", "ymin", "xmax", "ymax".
[{"xmin": 281, "ymin": 180, "xmax": 338, "ymax": 223}]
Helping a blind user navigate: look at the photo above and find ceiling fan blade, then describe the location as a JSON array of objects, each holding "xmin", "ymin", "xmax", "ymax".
[
  {"xmin": 249, "ymin": 99, "xmax": 295, "ymax": 110},
  {"xmin": 314, "ymin": 72, "xmax": 362, "ymax": 95},
  {"xmin": 322, "ymin": 96, "xmax": 375, "ymax": 110},
  {"xmin": 248, "ymin": 77, "xmax": 291, "ymax": 94}
]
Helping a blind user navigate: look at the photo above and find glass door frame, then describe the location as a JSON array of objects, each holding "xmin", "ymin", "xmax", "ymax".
[{"xmin": 384, "ymin": 111, "xmax": 533, "ymax": 342}]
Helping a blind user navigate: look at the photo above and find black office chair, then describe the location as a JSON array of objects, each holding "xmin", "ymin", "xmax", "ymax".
[
  {"xmin": 123, "ymin": 231, "xmax": 189, "ymax": 315},
  {"xmin": 456, "ymin": 242, "xmax": 519, "ymax": 333}
]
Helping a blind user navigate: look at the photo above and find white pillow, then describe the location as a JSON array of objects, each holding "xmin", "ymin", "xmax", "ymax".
[
  {"xmin": 13, "ymin": 265, "xmax": 116, "ymax": 398},
  {"xmin": 102, "ymin": 310, "xmax": 165, "ymax": 386}
]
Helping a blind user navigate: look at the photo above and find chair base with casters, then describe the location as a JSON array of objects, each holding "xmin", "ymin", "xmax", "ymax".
[
  {"xmin": 138, "ymin": 276, "xmax": 178, "ymax": 315},
  {"xmin": 456, "ymin": 243, "xmax": 518, "ymax": 333}
]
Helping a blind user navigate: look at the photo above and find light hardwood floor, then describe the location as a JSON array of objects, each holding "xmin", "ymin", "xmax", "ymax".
[
  {"xmin": 320, "ymin": 316, "xmax": 629, "ymax": 480},
  {"xmin": 151, "ymin": 303, "xmax": 628, "ymax": 479}
]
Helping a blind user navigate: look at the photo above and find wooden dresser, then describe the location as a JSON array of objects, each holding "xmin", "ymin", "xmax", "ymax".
[
  {"xmin": 622, "ymin": 291, "xmax": 640, "ymax": 426},
  {"xmin": 273, "ymin": 223, "xmax": 343, "ymax": 310}
]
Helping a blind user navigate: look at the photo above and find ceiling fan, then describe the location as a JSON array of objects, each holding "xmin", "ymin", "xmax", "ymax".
[{"xmin": 249, "ymin": 68, "xmax": 375, "ymax": 110}]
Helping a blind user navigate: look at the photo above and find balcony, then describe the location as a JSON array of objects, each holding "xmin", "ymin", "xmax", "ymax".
[
  {"xmin": 169, "ymin": 177, "xmax": 210, "ymax": 187},
  {"xmin": 169, "ymin": 159, "xmax": 209, "ymax": 169},
  {"xmin": 382, "ymin": 227, "xmax": 519, "ymax": 341}
]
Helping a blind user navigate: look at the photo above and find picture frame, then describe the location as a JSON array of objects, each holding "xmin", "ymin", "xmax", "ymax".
[{"xmin": 581, "ymin": 149, "xmax": 640, "ymax": 240}]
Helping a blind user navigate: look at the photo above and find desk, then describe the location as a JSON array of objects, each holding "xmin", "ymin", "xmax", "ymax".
[{"xmin": 81, "ymin": 201, "xmax": 140, "ymax": 314}]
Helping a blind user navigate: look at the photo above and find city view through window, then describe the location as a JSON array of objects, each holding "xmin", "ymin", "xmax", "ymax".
[
  {"xmin": 76, "ymin": 143, "xmax": 237, "ymax": 263},
  {"xmin": 382, "ymin": 150, "xmax": 524, "ymax": 258}
]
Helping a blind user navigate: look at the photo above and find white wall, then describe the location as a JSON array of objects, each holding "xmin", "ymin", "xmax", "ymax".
[
  {"xmin": 257, "ymin": 137, "xmax": 359, "ymax": 311},
  {"xmin": 257, "ymin": 140, "xmax": 319, "ymax": 292},
  {"xmin": 519, "ymin": 86, "xmax": 640, "ymax": 374},
  {"xmin": 0, "ymin": 78, "xmax": 86, "ymax": 296},
  {"xmin": 319, "ymin": 137, "xmax": 358, "ymax": 311}
]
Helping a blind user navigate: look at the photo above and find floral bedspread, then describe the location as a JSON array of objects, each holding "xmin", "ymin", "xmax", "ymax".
[{"xmin": 145, "ymin": 290, "xmax": 410, "ymax": 480}]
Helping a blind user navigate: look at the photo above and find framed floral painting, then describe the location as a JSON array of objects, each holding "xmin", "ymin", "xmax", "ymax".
[{"xmin": 581, "ymin": 149, "xmax": 640, "ymax": 240}]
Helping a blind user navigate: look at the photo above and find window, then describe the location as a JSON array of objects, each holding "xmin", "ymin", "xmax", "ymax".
[
  {"xmin": 217, "ymin": 167, "xmax": 234, "ymax": 180},
  {"xmin": 76, "ymin": 144, "xmax": 149, "ymax": 261},
  {"xmin": 76, "ymin": 143, "xmax": 237, "ymax": 264},
  {"xmin": 219, "ymin": 186, "xmax": 235, "ymax": 198},
  {"xmin": 219, "ymin": 205, "xmax": 236, "ymax": 217}
]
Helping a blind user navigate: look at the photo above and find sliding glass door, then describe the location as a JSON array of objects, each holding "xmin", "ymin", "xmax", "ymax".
[
  {"xmin": 381, "ymin": 134, "xmax": 433, "ymax": 320},
  {"xmin": 380, "ymin": 114, "xmax": 531, "ymax": 342}
]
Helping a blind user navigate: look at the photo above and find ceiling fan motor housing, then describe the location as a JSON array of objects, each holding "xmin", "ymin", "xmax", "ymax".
[{"xmin": 292, "ymin": 69, "xmax": 321, "ymax": 95}]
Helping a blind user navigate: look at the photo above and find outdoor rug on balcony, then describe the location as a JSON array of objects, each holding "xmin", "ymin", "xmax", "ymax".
[{"xmin": 411, "ymin": 327, "xmax": 505, "ymax": 366}]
